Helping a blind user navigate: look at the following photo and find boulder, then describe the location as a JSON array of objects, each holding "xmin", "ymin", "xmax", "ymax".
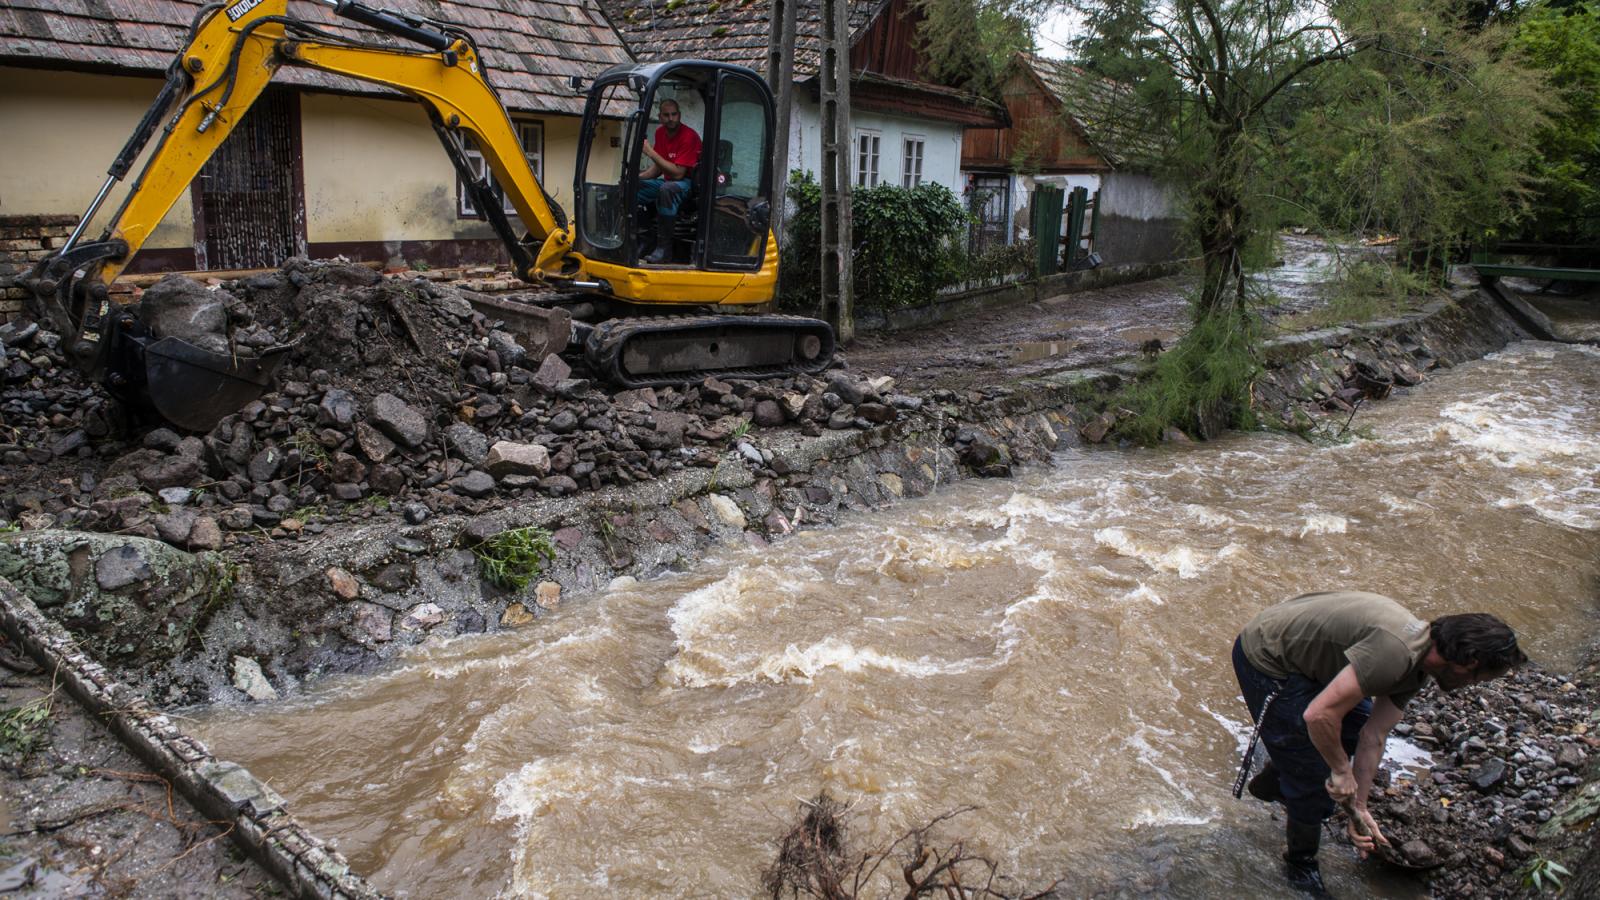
[
  {"xmin": 369, "ymin": 393, "xmax": 429, "ymax": 447},
  {"xmin": 485, "ymin": 441, "xmax": 551, "ymax": 478},
  {"xmin": 0, "ymin": 530, "xmax": 232, "ymax": 663}
]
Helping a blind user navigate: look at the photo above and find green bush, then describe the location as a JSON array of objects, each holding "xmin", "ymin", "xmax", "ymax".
[
  {"xmin": 473, "ymin": 526, "xmax": 556, "ymax": 592},
  {"xmin": 778, "ymin": 173, "xmax": 977, "ymax": 312}
]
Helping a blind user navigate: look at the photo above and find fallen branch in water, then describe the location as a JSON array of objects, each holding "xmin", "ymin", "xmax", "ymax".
[{"xmin": 763, "ymin": 792, "xmax": 1062, "ymax": 899}]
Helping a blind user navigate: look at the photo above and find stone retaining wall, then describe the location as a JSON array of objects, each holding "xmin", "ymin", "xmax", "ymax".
[{"xmin": 0, "ymin": 214, "xmax": 76, "ymax": 324}]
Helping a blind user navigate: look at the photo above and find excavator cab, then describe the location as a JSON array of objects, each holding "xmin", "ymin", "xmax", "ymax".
[{"xmin": 575, "ymin": 62, "xmax": 775, "ymax": 274}]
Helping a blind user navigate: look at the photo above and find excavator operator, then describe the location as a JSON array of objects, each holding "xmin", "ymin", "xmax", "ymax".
[{"xmin": 636, "ymin": 98, "xmax": 702, "ymax": 264}]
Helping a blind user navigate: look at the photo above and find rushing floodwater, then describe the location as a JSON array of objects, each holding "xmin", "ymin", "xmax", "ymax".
[{"xmin": 196, "ymin": 341, "xmax": 1600, "ymax": 899}]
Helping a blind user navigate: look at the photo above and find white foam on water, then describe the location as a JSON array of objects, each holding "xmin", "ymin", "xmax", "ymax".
[
  {"xmin": 1093, "ymin": 527, "xmax": 1205, "ymax": 578},
  {"xmin": 1378, "ymin": 493, "xmax": 1426, "ymax": 514},
  {"xmin": 663, "ymin": 636, "xmax": 977, "ymax": 688},
  {"xmin": 1296, "ymin": 512, "xmax": 1349, "ymax": 538},
  {"xmin": 1127, "ymin": 807, "xmax": 1215, "ymax": 829},
  {"xmin": 1124, "ymin": 583, "xmax": 1165, "ymax": 606}
]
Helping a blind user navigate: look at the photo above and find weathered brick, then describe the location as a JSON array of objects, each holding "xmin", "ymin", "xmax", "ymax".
[{"xmin": 0, "ymin": 239, "xmax": 45, "ymax": 252}]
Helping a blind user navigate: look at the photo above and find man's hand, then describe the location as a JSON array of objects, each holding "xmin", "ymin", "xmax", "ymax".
[
  {"xmin": 1343, "ymin": 803, "xmax": 1390, "ymax": 857},
  {"xmin": 1325, "ymin": 769, "xmax": 1356, "ymax": 804}
]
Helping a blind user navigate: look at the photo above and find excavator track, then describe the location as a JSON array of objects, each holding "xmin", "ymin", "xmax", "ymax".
[{"xmin": 584, "ymin": 314, "xmax": 835, "ymax": 388}]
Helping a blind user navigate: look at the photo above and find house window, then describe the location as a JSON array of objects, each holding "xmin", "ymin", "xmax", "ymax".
[
  {"xmin": 855, "ymin": 130, "xmax": 881, "ymax": 187},
  {"xmin": 459, "ymin": 120, "xmax": 544, "ymax": 218},
  {"xmin": 902, "ymin": 136, "xmax": 925, "ymax": 188}
]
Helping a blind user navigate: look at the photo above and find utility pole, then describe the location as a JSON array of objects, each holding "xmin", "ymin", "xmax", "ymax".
[
  {"xmin": 764, "ymin": 0, "xmax": 796, "ymax": 238},
  {"xmin": 817, "ymin": 0, "xmax": 853, "ymax": 341}
]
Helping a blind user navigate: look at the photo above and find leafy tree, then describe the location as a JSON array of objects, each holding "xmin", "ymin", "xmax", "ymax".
[
  {"xmin": 912, "ymin": 0, "xmax": 1039, "ymax": 100},
  {"xmin": 1278, "ymin": 0, "xmax": 1551, "ymax": 271},
  {"xmin": 1514, "ymin": 0, "xmax": 1600, "ymax": 247},
  {"xmin": 1063, "ymin": 0, "xmax": 1549, "ymax": 439}
]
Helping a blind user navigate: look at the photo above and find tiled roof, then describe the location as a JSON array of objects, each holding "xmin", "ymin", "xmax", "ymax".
[
  {"xmin": 0, "ymin": 0, "xmax": 634, "ymax": 115},
  {"xmin": 601, "ymin": 0, "xmax": 882, "ymax": 76},
  {"xmin": 1023, "ymin": 54, "xmax": 1165, "ymax": 168}
]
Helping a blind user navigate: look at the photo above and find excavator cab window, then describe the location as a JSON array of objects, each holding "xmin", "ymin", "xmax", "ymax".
[
  {"xmin": 578, "ymin": 80, "xmax": 643, "ymax": 258},
  {"xmin": 575, "ymin": 62, "xmax": 775, "ymax": 271},
  {"xmin": 706, "ymin": 72, "xmax": 772, "ymax": 270}
]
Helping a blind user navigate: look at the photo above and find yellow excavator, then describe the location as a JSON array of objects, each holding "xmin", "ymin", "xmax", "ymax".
[{"xmin": 23, "ymin": 0, "xmax": 834, "ymax": 430}]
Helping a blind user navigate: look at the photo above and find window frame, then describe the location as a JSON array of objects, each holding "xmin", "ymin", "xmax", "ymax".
[
  {"xmin": 855, "ymin": 129, "xmax": 881, "ymax": 188},
  {"xmin": 458, "ymin": 119, "xmax": 545, "ymax": 219},
  {"xmin": 901, "ymin": 134, "xmax": 925, "ymax": 188}
]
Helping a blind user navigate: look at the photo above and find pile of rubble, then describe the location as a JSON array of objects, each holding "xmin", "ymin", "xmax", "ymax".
[
  {"xmin": 1361, "ymin": 661, "xmax": 1597, "ymax": 897},
  {"xmin": 0, "ymin": 259, "xmax": 942, "ymax": 549}
]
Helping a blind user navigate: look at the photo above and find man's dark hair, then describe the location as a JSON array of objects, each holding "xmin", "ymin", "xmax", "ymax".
[{"xmin": 1431, "ymin": 614, "xmax": 1527, "ymax": 674}]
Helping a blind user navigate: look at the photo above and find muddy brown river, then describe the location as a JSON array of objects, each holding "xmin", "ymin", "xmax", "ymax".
[{"xmin": 196, "ymin": 341, "xmax": 1600, "ymax": 899}]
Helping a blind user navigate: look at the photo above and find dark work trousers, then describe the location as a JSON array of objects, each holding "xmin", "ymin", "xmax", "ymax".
[{"xmin": 1233, "ymin": 636, "xmax": 1371, "ymax": 826}]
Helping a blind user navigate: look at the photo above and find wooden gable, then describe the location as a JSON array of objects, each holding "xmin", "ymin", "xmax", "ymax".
[{"xmin": 963, "ymin": 57, "xmax": 1110, "ymax": 174}]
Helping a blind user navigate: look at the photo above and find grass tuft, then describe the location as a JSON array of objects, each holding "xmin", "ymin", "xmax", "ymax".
[{"xmin": 474, "ymin": 526, "xmax": 557, "ymax": 592}]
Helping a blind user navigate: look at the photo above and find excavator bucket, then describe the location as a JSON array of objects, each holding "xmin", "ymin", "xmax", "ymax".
[{"xmin": 141, "ymin": 337, "xmax": 292, "ymax": 432}]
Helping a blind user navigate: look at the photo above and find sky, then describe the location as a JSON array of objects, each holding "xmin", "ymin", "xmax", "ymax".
[{"xmin": 1033, "ymin": 7, "xmax": 1084, "ymax": 59}]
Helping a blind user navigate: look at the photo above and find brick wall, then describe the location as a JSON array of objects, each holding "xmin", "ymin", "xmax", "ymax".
[{"xmin": 1, "ymin": 214, "xmax": 79, "ymax": 325}]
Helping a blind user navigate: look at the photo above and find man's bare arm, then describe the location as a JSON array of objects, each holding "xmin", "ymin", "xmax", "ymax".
[{"xmin": 1302, "ymin": 665, "xmax": 1368, "ymax": 798}]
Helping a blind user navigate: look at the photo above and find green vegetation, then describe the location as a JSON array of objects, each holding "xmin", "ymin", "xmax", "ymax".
[
  {"xmin": 1112, "ymin": 304, "xmax": 1261, "ymax": 444},
  {"xmin": 0, "ymin": 694, "xmax": 54, "ymax": 760},
  {"xmin": 1522, "ymin": 856, "xmax": 1573, "ymax": 894},
  {"xmin": 1278, "ymin": 258, "xmax": 1434, "ymax": 332},
  {"xmin": 781, "ymin": 174, "xmax": 1034, "ymax": 312},
  {"xmin": 1514, "ymin": 0, "xmax": 1600, "ymax": 247},
  {"xmin": 473, "ymin": 526, "xmax": 556, "ymax": 592}
]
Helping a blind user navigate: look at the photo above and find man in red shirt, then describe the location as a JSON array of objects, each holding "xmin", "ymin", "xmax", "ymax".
[{"xmin": 637, "ymin": 98, "xmax": 702, "ymax": 264}]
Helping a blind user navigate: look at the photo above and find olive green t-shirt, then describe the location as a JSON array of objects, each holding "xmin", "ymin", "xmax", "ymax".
[{"xmin": 1240, "ymin": 591, "xmax": 1432, "ymax": 707}]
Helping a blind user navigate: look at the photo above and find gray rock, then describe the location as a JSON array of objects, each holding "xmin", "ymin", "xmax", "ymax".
[
  {"xmin": 355, "ymin": 421, "xmax": 396, "ymax": 463},
  {"xmin": 485, "ymin": 441, "xmax": 551, "ymax": 478},
  {"xmin": 489, "ymin": 330, "xmax": 528, "ymax": 369},
  {"xmin": 752, "ymin": 399, "xmax": 785, "ymax": 427},
  {"xmin": 539, "ymin": 475, "xmax": 579, "ymax": 497},
  {"xmin": 826, "ymin": 373, "xmax": 865, "ymax": 405},
  {"xmin": 445, "ymin": 423, "xmax": 490, "ymax": 465},
  {"xmin": 51, "ymin": 430, "xmax": 87, "ymax": 457},
  {"xmin": 158, "ymin": 487, "xmax": 194, "ymax": 506},
  {"xmin": 247, "ymin": 446, "xmax": 282, "ymax": 483},
  {"xmin": 231, "ymin": 656, "xmax": 278, "ymax": 701},
  {"xmin": 532, "ymin": 354, "xmax": 572, "ymax": 392},
  {"xmin": 317, "ymin": 388, "xmax": 359, "ymax": 427},
  {"xmin": 451, "ymin": 470, "xmax": 497, "ymax": 498},
  {"xmin": 143, "ymin": 428, "xmax": 184, "ymax": 452},
  {"xmin": 220, "ymin": 507, "xmax": 255, "ymax": 530},
  {"xmin": 155, "ymin": 508, "xmax": 199, "ymax": 546},
  {"xmin": 138, "ymin": 275, "xmax": 230, "ymax": 355},
  {"xmin": 1470, "ymin": 757, "xmax": 1508, "ymax": 792},
  {"xmin": 737, "ymin": 441, "xmax": 764, "ymax": 466},
  {"xmin": 331, "ymin": 482, "xmax": 364, "ymax": 501},
  {"xmin": 137, "ymin": 456, "xmax": 201, "ymax": 491},
  {"xmin": 96, "ymin": 544, "xmax": 155, "ymax": 590},
  {"xmin": 403, "ymin": 502, "xmax": 430, "ymax": 525},
  {"xmin": 548, "ymin": 410, "xmax": 579, "ymax": 434},
  {"xmin": 369, "ymin": 393, "xmax": 429, "ymax": 448}
]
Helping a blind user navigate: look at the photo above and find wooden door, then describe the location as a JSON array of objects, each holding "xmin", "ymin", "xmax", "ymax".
[{"xmin": 192, "ymin": 88, "xmax": 306, "ymax": 271}]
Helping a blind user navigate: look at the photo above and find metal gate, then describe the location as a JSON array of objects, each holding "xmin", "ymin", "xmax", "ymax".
[
  {"xmin": 967, "ymin": 175, "xmax": 1010, "ymax": 254},
  {"xmin": 193, "ymin": 88, "xmax": 306, "ymax": 271}
]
